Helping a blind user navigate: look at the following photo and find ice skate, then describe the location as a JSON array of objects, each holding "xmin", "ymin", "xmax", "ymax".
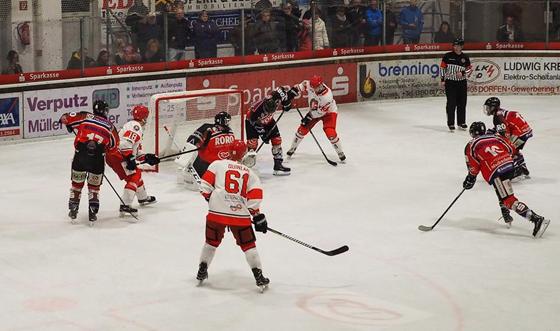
[
  {"xmin": 88, "ymin": 207, "xmax": 97, "ymax": 227},
  {"xmin": 273, "ymin": 159, "xmax": 291, "ymax": 176},
  {"xmin": 458, "ymin": 124, "xmax": 468, "ymax": 130},
  {"xmin": 138, "ymin": 196, "xmax": 156, "ymax": 205},
  {"xmin": 286, "ymin": 147, "xmax": 296, "ymax": 158},
  {"xmin": 119, "ymin": 204, "xmax": 138, "ymax": 217},
  {"xmin": 68, "ymin": 205, "xmax": 79, "ymax": 224},
  {"xmin": 530, "ymin": 213, "xmax": 550, "ymax": 238},
  {"xmin": 252, "ymin": 268, "xmax": 269, "ymax": 293},
  {"xmin": 196, "ymin": 262, "xmax": 208, "ymax": 286},
  {"xmin": 501, "ymin": 206, "xmax": 513, "ymax": 228},
  {"xmin": 448, "ymin": 125, "xmax": 455, "ymax": 132},
  {"xmin": 337, "ymin": 151, "xmax": 346, "ymax": 162}
]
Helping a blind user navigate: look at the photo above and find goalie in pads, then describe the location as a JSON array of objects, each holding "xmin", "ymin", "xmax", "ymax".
[
  {"xmin": 176, "ymin": 111, "xmax": 236, "ymax": 188},
  {"xmin": 196, "ymin": 140, "xmax": 270, "ymax": 291}
]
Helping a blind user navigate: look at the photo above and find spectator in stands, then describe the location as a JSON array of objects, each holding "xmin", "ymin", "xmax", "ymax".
[
  {"xmin": 67, "ymin": 49, "xmax": 96, "ymax": 70},
  {"xmin": 95, "ymin": 49, "xmax": 110, "ymax": 67},
  {"xmin": 331, "ymin": 7, "xmax": 352, "ymax": 48},
  {"xmin": 364, "ymin": 0, "xmax": 383, "ymax": 46},
  {"xmin": 288, "ymin": 0, "xmax": 302, "ymax": 19},
  {"xmin": 137, "ymin": 12, "xmax": 163, "ymax": 54},
  {"xmin": 254, "ymin": 9, "xmax": 280, "ymax": 54},
  {"xmin": 497, "ymin": 16, "xmax": 524, "ymax": 42},
  {"xmin": 400, "ymin": 0, "xmax": 423, "ymax": 44},
  {"xmin": 191, "ymin": 10, "xmax": 220, "ymax": 59},
  {"xmin": 255, "ymin": 0, "xmax": 273, "ymax": 13},
  {"xmin": 279, "ymin": 2, "xmax": 301, "ymax": 52},
  {"xmin": 231, "ymin": 16, "xmax": 255, "ymax": 56},
  {"xmin": 125, "ymin": 0, "xmax": 149, "ymax": 48},
  {"xmin": 2, "ymin": 50, "xmax": 23, "ymax": 74},
  {"xmin": 311, "ymin": 8, "xmax": 330, "ymax": 50},
  {"xmin": 346, "ymin": 0, "xmax": 366, "ymax": 46},
  {"xmin": 168, "ymin": 8, "xmax": 190, "ymax": 61},
  {"xmin": 434, "ymin": 21, "xmax": 455, "ymax": 43},
  {"xmin": 384, "ymin": 2, "xmax": 398, "ymax": 45},
  {"xmin": 298, "ymin": 19, "xmax": 312, "ymax": 51},
  {"xmin": 143, "ymin": 39, "xmax": 165, "ymax": 62},
  {"xmin": 116, "ymin": 45, "xmax": 142, "ymax": 65}
]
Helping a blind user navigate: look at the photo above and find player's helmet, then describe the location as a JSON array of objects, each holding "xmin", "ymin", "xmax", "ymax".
[
  {"xmin": 310, "ymin": 75, "xmax": 324, "ymax": 88},
  {"xmin": 452, "ymin": 38, "xmax": 465, "ymax": 46},
  {"xmin": 132, "ymin": 105, "xmax": 149, "ymax": 123},
  {"xmin": 230, "ymin": 140, "xmax": 247, "ymax": 162},
  {"xmin": 483, "ymin": 97, "xmax": 500, "ymax": 116},
  {"xmin": 469, "ymin": 121, "xmax": 486, "ymax": 138},
  {"xmin": 215, "ymin": 111, "xmax": 231, "ymax": 127},
  {"xmin": 93, "ymin": 100, "xmax": 109, "ymax": 118},
  {"xmin": 263, "ymin": 97, "xmax": 278, "ymax": 113}
]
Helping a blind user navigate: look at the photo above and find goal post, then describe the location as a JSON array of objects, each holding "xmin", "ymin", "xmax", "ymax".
[{"xmin": 143, "ymin": 88, "xmax": 245, "ymax": 171}]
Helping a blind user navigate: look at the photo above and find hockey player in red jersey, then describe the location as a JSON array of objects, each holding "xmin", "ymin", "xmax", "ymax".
[
  {"xmin": 245, "ymin": 87, "xmax": 294, "ymax": 175},
  {"xmin": 463, "ymin": 122, "xmax": 549, "ymax": 237},
  {"xmin": 483, "ymin": 97, "xmax": 532, "ymax": 178},
  {"xmin": 176, "ymin": 112, "xmax": 236, "ymax": 187},
  {"xmin": 196, "ymin": 140, "xmax": 270, "ymax": 291},
  {"xmin": 106, "ymin": 105, "xmax": 160, "ymax": 216},
  {"xmin": 287, "ymin": 75, "xmax": 346, "ymax": 161},
  {"xmin": 59, "ymin": 100, "xmax": 120, "ymax": 224}
]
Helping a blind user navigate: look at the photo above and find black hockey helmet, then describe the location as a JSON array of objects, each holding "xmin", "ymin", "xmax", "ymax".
[
  {"xmin": 469, "ymin": 121, "xmax": 486, "ymax": 138},
  {"xmin": 93, "ymin": 100, "xmax": 109, "ymax": 118},
  {"xmin": 263, "ymin": 96, "xmax": 278, "ymax": 113},
  {"xmin": 452, "ymin": 38, "xmax": 464, "ymax": 46},
  {"xmin": 483, "ymin": 97, "xmax": 501, "ymax": 116},
  {"xmin": 214, "ymin": 111, "xmax": 231, "ymax": 127}
]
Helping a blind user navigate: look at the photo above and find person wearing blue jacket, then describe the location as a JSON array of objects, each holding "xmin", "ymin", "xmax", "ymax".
[
  {"xmin": 364, "ymin": 0, "xmax": 383, "ymax": 46},
  {"xmin": 399, "ymin": 0, "xmax": 423, "ymax": 43},
  {"xmin": 191, "ymin": 10, "xmax": 220, "ymax": 59}
]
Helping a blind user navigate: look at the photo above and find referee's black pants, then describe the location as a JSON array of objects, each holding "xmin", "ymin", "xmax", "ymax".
[{"xmin": 444, "ymin": 80, "xmax": 467, "ymax": 126}]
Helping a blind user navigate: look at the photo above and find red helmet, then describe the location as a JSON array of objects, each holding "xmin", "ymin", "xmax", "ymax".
[
  {"xmin": 132, "ymin": 105, "xmax": 149, "ymax": 122},
  {"xmin": 309, "ymin": 75, "xmax": 324, "ymax": 88},
  {"xmin": 230, "ymin": 140, "xmax": 247, "ymax": 162}
]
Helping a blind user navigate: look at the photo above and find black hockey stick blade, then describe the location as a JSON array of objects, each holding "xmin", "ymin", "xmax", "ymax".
[
  {"xmin": 417, "ymin": 225, "xmax": 434, "ymax": 232},
  {"xmin": 315, "ymin": 245, "xmax": 349, "ymax": 256},
  {"xmin": 417, "ymin": 188, "xmax": 466, "ymax": 232}
]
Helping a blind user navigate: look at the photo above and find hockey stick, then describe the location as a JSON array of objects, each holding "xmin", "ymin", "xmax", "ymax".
[
  {"xmin": 418, "ymin": 188, "xmax": 466, "ymax": 232},
  {"xmin": 71, "ymin": 130, "xmax": 139, "ymax": 220},
  {"xmin": 255, "ymin": 110, "xmax": 287, "ymax": 153},
  {"xmin": 143, "ymin": 147, "xmax": 200, "ymax": 163},
  {"xmin": 296, "ymin": 109, "xmax": 337, "ymax": 166},
  {"xmin": 267, "ymin": 227, "xmax": 349, "ymax": 256}
]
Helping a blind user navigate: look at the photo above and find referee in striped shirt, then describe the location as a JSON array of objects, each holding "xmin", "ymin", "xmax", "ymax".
[{"xmin": 440, "ymin": 38, "xmax": 472, "ymax": 131}]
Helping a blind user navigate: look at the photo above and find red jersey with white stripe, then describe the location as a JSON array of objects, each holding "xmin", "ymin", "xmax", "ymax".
[
  {"xmin": 200, "ymin": 159, "xmax": 263, "ymax": 226},
  {"xmin": 464, "ymin": 134, "xmax": 516, "ymax": 183},
  {"xmin": 60, "ymin": 111, "xmax": 119, "ymax": 152},
  {"xmin": 295, "ymin": 80, "xmax": 337, "ymax": 119},
  {"xmin": 493, "ymin": 109, "xmax": 533, "ymax": 140}
]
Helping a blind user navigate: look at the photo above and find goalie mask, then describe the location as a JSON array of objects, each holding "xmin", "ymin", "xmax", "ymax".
[
  {"xmin": 93, "ymin": 100, "xmax": 109, "ymax": 118},
  {"xmin": 483, "ymin": 97, "xmax": 500, "ymax": 116},
  {"xmin": 214, "ymin": 111, "xmax": 231, "ymax": 128}
]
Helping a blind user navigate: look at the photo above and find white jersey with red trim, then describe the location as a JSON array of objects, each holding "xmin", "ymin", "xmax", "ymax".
[
  {"xmin": 119, "ymin": 120, "xmax": 144, "ymax": 158},
  {"xmin": 200, "ymin": 159, "xmax": 263, "ymax": 226},
  {"xmin": 295, "ymin": 80, "xmax": 338, "ymax": 119}
]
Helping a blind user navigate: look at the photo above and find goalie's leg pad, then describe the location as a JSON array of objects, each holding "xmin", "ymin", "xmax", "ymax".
[
  {"xmin": 205, "ymin": 221, "xmax": 226, "ymax": 248},
  {"xmin": 231, "ymin": 225, "xmax": 257, "ymax": 252}
]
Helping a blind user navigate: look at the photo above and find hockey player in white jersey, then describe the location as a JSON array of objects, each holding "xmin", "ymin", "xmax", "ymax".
[
  {"xmin": 286, "ymin": 75, "xmax": 346, "ymax": 161},
  {"xmin": 106, "ymin": 105, "xmax": 160, "ymax": 215},
  {"xmin": 196, "ymin": 140, "xmax": 270, "ymax": 291}
]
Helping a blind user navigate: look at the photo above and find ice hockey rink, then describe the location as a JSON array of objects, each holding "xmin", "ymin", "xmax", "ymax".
[{"xmin": 1, "ymin": 95, "xmax": 559, "ymax": 331}]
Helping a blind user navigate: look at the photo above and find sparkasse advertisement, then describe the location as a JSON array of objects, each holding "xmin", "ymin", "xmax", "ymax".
[
  {"xmin": 22, "ymin": 79, "xmax": 185, "ymax": 138},
  {"xmin": 186, "ymin": 63, "xmax": 357, "ymax": 108}
]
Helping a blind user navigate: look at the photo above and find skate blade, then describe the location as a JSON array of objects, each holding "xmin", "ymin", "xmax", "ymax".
[
  {"xmin": 259, "ymin": 284, "xmax": 268, "ymax": 293},
  {"xmin": 535, "ymin": 219, "xmax": 551, "ymax": 239},
  {"xmin": 120, "ymin": 211, "xmax": 139, "ymax": 218},
  {"xmin": 273, "ymin": 171, "xmax": 291, "ymax": 176},
  {"xmin": 89, "ymin": 221, "xmax": 95, "ymax": 227},
  {"xmin": 139, "ymin": 200, "xmax": 157, "ymax": 206},
  {"xmin": 506, "ymin": 222, "xmax": 512, "ymax": 229}
]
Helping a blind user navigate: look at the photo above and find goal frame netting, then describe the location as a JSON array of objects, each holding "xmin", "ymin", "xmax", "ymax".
[{"xmin": 143, "ymin": 88, "xmax": 245, "ymax": 172}]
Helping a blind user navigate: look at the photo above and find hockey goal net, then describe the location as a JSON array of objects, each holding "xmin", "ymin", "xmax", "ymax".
[{"xmin": 143, "ymin": 89, "xmax": 245, "ymax": 171}]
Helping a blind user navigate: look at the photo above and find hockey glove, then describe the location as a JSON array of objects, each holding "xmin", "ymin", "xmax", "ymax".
[
  {"xmin": 463, "ymin": 174, "xmax": 476, "ymax": 190},
  {"xmin": 144, "ymin": 153, "xmax": 160, "ymax": 166},
  {"xmin": 253, "ymin": 213, "xmax": 268, "ymax": 233},
  {"xmin": 301, "ymin": 112, "xmax": 313, "ymax": 127},
  {"xmin": 125, "ymin": 155, "xmax": 137, "ymax": 171}
]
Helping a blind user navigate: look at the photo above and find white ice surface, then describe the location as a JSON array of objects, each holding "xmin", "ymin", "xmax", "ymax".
[{"xmin": 0, "ymin": 95, "xmax": 559, "ymax": 331}]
